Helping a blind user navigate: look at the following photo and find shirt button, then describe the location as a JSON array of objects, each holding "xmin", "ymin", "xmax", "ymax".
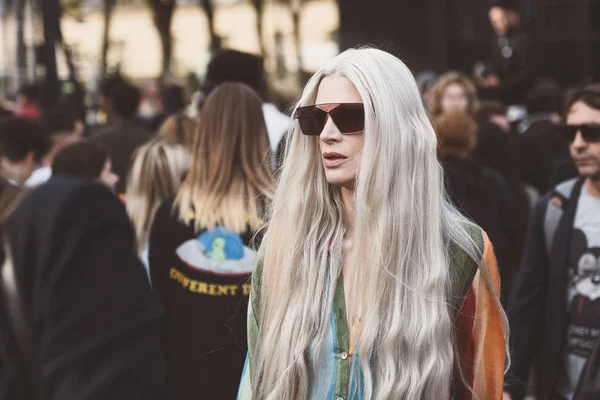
[{"xmin": 341, "ymin": 351, "xmax": 348, "ymax": 360}]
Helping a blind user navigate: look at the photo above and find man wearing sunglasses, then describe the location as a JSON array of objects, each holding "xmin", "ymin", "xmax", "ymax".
[{"xmin": 505, "ymin": 84, "xmax": 600, "ymax": 400}]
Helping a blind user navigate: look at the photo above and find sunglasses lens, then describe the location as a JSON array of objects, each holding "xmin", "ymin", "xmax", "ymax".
[
  {"xmin": 330, "ymin": 104, "xmax": 365, "ymax": 134},
  {"xmin": 581, "ymin": 126, "xmax": 600, "ymax": 142},
  {"xmin": 560, "ymin": 125, "xmax": 578, "ymax": 143},
  {"xmin": 296, "ymin": 106, "xmax": 326, "ymax": 136}
]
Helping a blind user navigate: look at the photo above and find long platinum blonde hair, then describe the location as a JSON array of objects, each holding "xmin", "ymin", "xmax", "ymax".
[
  {"xmin": 126, "ymin": 139, "xmax": 191, "ymax": 252},
  {"xmin": 253, "ymin": 48, "xmax": 508, "ymax": 399}
]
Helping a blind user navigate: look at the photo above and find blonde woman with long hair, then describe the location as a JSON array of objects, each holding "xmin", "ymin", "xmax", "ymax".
[
  {"xmin": 125, "ymin": 139, "xmax": 190, "ymax": 276},
  {"xmin": 238, "ymin": 48, "xmax": 508, "ymax": 400},
  {"xmin": 148, "ymin": 83, "xmax": 274, "ymax": 400}
]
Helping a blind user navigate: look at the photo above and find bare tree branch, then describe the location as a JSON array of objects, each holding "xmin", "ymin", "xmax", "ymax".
[
  {"xmin": 199, "ymin": 0, "xmax": 219, "ymax": 53},
  {"xmin": 249, "ymin": 0, "xmax": 266, "ymax": 56},
  {"xmin": 100, "ymin": 0, "xmax": 116, "ymax": 76},
  {"xmin": 146, "ymin": 0, "xmax": 176, "ymax": 80}
]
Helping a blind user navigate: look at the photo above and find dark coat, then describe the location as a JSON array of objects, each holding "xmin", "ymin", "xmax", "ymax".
[
  {"xmin": 0, "ymin": 179, "xmax": 167, "ymax": 399},
  {"xmin": 505, "ymin": 179, "xmax": 586, "ymax": 400}
]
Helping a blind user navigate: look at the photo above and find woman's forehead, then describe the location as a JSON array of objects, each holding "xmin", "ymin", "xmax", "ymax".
[{"xmin": 315, "ymin": 75, "xmax": 363, "ymax": 105}]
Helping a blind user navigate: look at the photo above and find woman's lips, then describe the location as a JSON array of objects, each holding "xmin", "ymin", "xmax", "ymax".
[{"xmin": 322, "ymin": 152, "xmax": 348, "ymax": 168}]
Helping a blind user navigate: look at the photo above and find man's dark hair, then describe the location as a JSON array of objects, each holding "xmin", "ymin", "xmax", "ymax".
[
  {"xmin": 490, "ymin": 0, "xmax": 519, "ymax": 12},
  {"xmin": 99, "ymin": 74, "xmax": 127, "ymax": 99},
  {"xmin": 475, "ymin": 100, "xmax": 507, "ymax": 124},
  {"xmin": 205, "ymin": 49, "xmax": 267, "ymax": 99},
  {"xmin": 564, "ymin": 84, "xmax": 600, "ymax": 116},
  {"xmin": 0, "ymin": 117, "xmax": 51, "ymax": 162},
  {"xmin": 112, "ymin": 83, "xmax": 142, "ymax": 118},
  {"xmin": 53, "ymin": 142, "xmax": 108, "ymax": 180},
  {"xmin": 525, "ymin": 79, "xmax": 562, "ymax": 114},
  {"xmin": 42, "ymin": 108, "xmax": 76, "ymax": 136},
  {"xmin": 161, "ymin": 85, "xmax": 186, "ymax": 115},
  {"xmin": 17, "ymin": 83, "xmax": 40, "ymax": 104}
]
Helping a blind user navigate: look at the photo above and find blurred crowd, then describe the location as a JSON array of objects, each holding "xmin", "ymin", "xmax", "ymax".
[{"xmin": 0, "ymin": 0, "xmax": 598, "ymax": 399}]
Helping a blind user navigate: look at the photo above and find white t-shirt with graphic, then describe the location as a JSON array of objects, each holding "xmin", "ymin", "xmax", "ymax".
[{"xmin": 556, "ymin": 187, "xmax": 600, "ymax": 399}]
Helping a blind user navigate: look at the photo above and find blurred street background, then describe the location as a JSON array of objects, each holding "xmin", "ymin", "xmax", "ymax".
[{"xmin": 0, "ymin": 0, "xmax": 599, "ymax": 111}]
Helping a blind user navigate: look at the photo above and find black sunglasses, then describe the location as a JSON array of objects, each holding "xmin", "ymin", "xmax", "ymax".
[
  {"xmin": 559, "ymin": 124, "xmax": 600, "ymax": 143},
  {"xmin": 294, "ymin": 103, "xmax": 365, "ymax": 136}
]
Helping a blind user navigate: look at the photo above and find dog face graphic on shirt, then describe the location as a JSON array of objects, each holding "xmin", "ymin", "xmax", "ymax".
[{"xmin": 568, "ymin": 229, "xmax": 600, "ymax": 303}]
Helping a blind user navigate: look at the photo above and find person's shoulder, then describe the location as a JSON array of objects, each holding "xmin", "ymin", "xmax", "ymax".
[
  {"xmin": 24, "ymin": 178, "xmax": 107, "ymax": 201},
  {"xmin": 153, "ymin": 198, "xmax": 176, "ymax": 224},
  {"xmin": 462, "ymin": 221, "xmax": 486, "ymax": 252},
  {"xmin": 129, "ymin": 120, "xmax": 152, "ymax": 135},
  {"xmin": 447, "ymin": 221, "xmax": 486, "ymax": 266},
  {"xmin": 552, "ymin": 177, "xmax": 580, "ymax": 193},
  {"xmin": 88, "ymin": 124, "xmax": 117, "ymax": 143},
  {"xmin": 120, "ymin": 122, "xmax": 152, "ymax": 144},
  {"xmin": 149, "ymin": 198, "xmax": 186, "ymax": 238},
  {"xmin": 7, "ymin": 180, "xmax": 127, "ymax": 259},
  {"xmin": 25, "ymin": 167, "xmax": 51, "ymax": 187},
  {"xmin": 538, "ymin": 177, "xmax": 581, "ymax": 210},
  {"xmin": 15, "ymin": 179, "xmax": 122, "ymax": 224},
  {"xmin": 447, "ymin": 222, "xmax": 484, "ymax": 303}
]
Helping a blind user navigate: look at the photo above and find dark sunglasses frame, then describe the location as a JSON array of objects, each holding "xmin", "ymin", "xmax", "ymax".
[
  {"xmin": 294, "ymin": 103, "xmax": 365, "ymax": 136},
  {"xmin": 559, "ymin": 124, "xmax": 600, "ymax": 143}
]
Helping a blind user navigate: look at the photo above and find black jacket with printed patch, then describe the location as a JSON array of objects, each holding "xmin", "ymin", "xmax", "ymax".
[{"xmin": 149, "ymin": 199, "xmax": 262, "ymax": 400}]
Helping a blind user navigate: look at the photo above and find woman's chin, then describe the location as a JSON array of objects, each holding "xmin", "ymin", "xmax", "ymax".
[{"xmin": 324, "ymin": 172, "xmax": 355, "ymax": 189}]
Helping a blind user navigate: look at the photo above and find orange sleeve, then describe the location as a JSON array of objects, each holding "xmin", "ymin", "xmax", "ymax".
[{"xmin": 470, "ymin": 232, "xmax": 505, "ymax": 400}]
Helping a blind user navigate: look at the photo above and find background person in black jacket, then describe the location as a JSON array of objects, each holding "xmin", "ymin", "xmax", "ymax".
[
  {"xmin": 0, "ymin": 179, "xmax": 167, "ymax": 399},
  {"xmin": 505, "ymin": 84, "xmax": 600, "ymax": 400},
  {"xmin": 475, "ymin": 0, "xmax": 534, "ymax": 106},
  {"xmin": 436, "ymin": 112, "xmax": 516, "ymax": 305}
]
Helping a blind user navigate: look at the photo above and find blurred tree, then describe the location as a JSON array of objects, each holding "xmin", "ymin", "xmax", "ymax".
[
  {"xmin": 249, "ymin": 0, "xmax": 266, "ymax": 56},
  {"xmin": 278, "ymin": 0, "xmax": 305, "ymax": 76},
  {"xmin": 199, "ymin": 0, "xmax": 220, "ymax": 54},
  {"xmin": 57, "ymin": 0, "xmax": 82, "ymax": 80},
  {"xmin": 146, "ymin": 0, "xmax": 176, "ymax": 81},
  {"xmin": 13, "ymin": 0, "xmax": 26, "ymax": 86},
  {"xmin": 41, "ymin": 0, "xmax": 61, "ymax": 107},
  {"xmin": 100, "ymin": 0, "xmax": 116, "ymax": 76}
]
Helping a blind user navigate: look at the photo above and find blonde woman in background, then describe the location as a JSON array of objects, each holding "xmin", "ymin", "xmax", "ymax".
[
  {"xmin": 148, "ymin": 83, "xmax": 274, "ymax": 400},
  {"xmin": 238, "ymin": 48, "xmax": 507, "ymax": 400},
  {"xmin": 430, "ymin": 71, "xmax": 480, "ymax": 118},
  {"xmin": 126, "ymin": 139, "xmax": 190, "ymax": 277}
]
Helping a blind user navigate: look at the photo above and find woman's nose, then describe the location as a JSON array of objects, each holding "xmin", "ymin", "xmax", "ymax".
[{"xmin": 319, "ymin": 116, "xmax": 342, "ymax": 142}]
